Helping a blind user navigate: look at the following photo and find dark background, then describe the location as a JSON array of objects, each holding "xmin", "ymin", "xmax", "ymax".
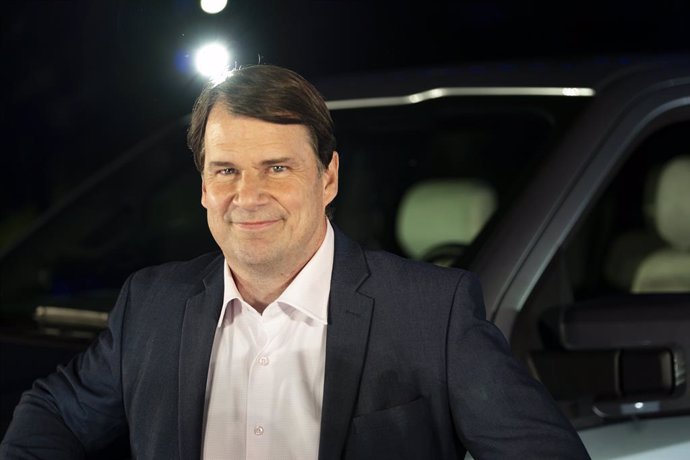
[{"xmin": 2, "ymin": 0, "xmax": 690, "ymax": 248}]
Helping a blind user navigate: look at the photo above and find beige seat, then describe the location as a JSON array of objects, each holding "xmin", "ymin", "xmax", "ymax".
[
  {"xmin": 632, "ymin": 155, "xmax": 690, "ymax": 293},
  {"xmin": 396, "ymin": 179, "xmax": 497, "ymax": 265},
  {"xmin": 603, "ymin": 164, "xmax": 664, "ymax": 291}
]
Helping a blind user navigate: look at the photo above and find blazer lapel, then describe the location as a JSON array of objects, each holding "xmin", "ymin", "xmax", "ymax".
[
  {"xmin": 319, "ymin": 227, "xmax": 374, "ymax": 460},
  {"xmin": 177, "ymin": 255, "xmax": 224, "ymax": 460}
]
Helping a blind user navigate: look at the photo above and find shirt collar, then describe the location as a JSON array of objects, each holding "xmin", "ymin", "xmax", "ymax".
[{"xmin": 217, "ymin": 219, "xmax": 334, "ymax": 327}]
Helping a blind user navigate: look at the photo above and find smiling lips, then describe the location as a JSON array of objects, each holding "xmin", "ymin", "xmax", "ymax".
[{"xmin": 232, "ymin": 219, "xmax": 281, "ymax": 231}]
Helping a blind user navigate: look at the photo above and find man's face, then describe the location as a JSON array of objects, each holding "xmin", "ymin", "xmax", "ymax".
[{"xmin": 201, "ymin": 106, "xmax": 338, "ymax": 276}]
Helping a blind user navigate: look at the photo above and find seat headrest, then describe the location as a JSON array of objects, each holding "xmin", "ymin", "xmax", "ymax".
[
  {"xmin": 396, "ymin": 179, "xmax": 497, "ymax": 259},
  {"xmin": 653, "ymin": 155, "xmax": 690, "ymax": 250}
]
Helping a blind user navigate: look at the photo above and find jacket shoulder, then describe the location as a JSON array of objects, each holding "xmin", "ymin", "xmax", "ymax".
[
  {"xmin": 365, "ymin": 248, "xmax": 472, "ymax": 279},
  {"xmin": 128, "ymin": 251, "xmax": 223, "ymax": 290},
  {"xmin": 361, "ymin": 248, "xmax": 480, "ymax": 298}
]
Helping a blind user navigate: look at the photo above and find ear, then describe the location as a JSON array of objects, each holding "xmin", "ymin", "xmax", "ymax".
[
  {"xmin": 322, "ymin": 151, "xmax": 339, "ymax": 206},
  {"xmin": 201, "ymin": 176, "xmax": 208, "ymax": 209}
]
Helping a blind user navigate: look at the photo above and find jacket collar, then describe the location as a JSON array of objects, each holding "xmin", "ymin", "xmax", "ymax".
[
  {"xmin": 318, "ymin": 225, "xmax": 374, "ymax": 460},
  {"xmin": 178, "ymin": 253, "xmax": 225, "ymax": 460}
]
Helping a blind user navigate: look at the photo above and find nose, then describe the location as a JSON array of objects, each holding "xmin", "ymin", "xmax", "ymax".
[{"xmin": 232, "ymin": 172, "xmax": 267, "ymax": 208}]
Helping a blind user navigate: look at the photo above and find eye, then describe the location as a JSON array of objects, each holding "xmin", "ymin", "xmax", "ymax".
[
  {"xmin": 218, "ymin": 167, "xmax": 236, "ymax": 175},
  {"xmin": 271, "ymin": 165, "xmax": 287, "ymax": 173}
]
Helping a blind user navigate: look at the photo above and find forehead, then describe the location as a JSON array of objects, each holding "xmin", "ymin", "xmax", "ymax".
[{"xmin": 204, "ymin": 106, "xmax": 313, "ymax": 152}]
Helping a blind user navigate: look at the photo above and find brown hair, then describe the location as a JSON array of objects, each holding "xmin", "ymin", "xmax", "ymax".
[{"xmin": 187, "ymin": 64, "xmax": 336, "ymax": 173}]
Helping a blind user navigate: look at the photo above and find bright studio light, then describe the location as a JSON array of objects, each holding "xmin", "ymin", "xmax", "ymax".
[
  {"xmin": 200, "ymin": 0, "xmax": 228, "ymax": 15},
  {"xmin": 194, "ymin": 43, "xmax": 231, "ymax": 82}
]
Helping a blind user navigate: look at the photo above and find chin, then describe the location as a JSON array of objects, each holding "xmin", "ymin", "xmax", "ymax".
[{"xmin": 233, "ymin": 247, "xmax": 280, "ymax": 266}]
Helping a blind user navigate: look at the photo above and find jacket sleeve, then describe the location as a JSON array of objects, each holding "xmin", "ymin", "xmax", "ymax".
[
  {"xmin": 0, "ymin": 274, "xmax": 132, "ymax": 459},
  {"xmin": 447, "ymin": 271, "xmax": 591, "ymax": 459}
]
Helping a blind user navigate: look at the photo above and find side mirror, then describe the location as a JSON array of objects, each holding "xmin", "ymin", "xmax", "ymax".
[
  {"xmin": 531, "ymin": 348, "xmax": 677, "ymax": 400},
  {"xmin": 530, "ymin": 294, "xmax": 689, "ymax": 418}
]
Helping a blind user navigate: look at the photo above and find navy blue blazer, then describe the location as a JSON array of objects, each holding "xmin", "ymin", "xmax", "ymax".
[{"xmin": 1, "ymin": 227, "xmax": 590, "ymax": 459}]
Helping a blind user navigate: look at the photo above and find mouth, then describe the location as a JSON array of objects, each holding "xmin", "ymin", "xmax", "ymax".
[{"xmin": 232, "ymin": 219, "xmax": 281, "ymax": 231}]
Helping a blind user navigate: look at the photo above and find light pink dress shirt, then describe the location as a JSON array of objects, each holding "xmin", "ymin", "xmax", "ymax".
[{"xmin": 202, "ymin": 221, "xmax": 334, "ymax": 460}]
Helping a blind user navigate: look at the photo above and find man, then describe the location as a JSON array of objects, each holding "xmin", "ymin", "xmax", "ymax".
[{"xmin": 1, "ymin": 65, "xmax": 590, "ymax": 459}]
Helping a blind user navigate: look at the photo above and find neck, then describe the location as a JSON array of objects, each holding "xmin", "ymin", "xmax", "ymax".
[{"xmin": 231, "ymin": 268, "xmax": 296, "ymax": 314}]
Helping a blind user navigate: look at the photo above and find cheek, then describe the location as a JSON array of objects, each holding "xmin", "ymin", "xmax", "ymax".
[{"xmin": 204, "ymin": 183, "xmax": 233, "ymax": 210}]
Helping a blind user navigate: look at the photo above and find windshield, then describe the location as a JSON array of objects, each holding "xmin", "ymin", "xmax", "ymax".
[{"xmin": 0, "ymin": 93, "xmax": 590, "ymax": 328}]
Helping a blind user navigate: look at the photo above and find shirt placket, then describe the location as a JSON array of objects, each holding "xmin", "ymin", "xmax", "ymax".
[{"xmin": 245, "ymin": 306, "xmax": 282, "ymax": 459}]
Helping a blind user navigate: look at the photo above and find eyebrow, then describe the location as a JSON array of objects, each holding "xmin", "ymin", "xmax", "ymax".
[
  {"xmin": 261, "ymin": 157, "xmax": 295, "ymax": 167},
  {"xmin": 207, "ymin": 161, "xmax": 236, "ymax": 169},
  {"xmin": 207, "ymin": 157, "xmax": 297, "ymax": 169}
]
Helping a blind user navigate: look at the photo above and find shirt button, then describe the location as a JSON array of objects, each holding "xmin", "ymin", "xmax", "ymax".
[
  {"xmin": 258, "ymin": 355, "xmax": 270, "ymax": 366},
  {"xmin": 254, "ymin": 425, "xmax": 264, "ymax": 436}
]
